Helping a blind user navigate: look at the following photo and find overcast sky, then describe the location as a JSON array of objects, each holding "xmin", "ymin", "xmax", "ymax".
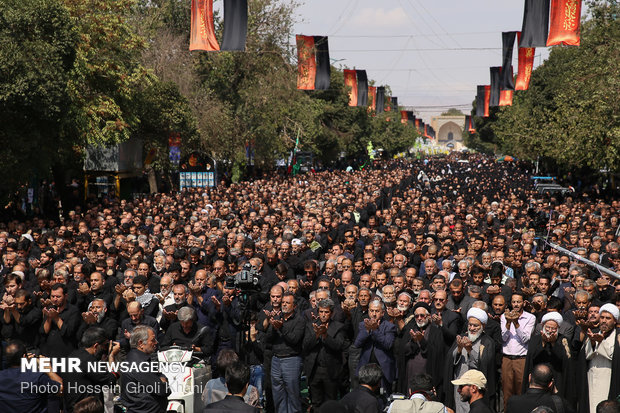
[{"xmin": 290, "ymin": 0, "xmax": 585, "ymax": 123}]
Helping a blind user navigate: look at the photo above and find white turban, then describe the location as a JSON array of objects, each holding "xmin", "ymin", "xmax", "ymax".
[
  {"xmin": 541, "ymin": 311, "xmax": 563, "ymax": 327},
  {"xmin": 467, "ymin": 307, "xmax": 488, "ymax": 325},
  {"xmin": 600, "ymin": 303, "xmax": 620, "ymax": 321}
]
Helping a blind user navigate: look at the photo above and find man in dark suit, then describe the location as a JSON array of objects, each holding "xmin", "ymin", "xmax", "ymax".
[
  {"xmin": 354, "ymin": 299, "xmax": 397, "ymax": 393},
  {"xmin": 121, "ymin": 325, "xmax": 171, "ymax": 413},
  {"xmin": 341, "ymin": 363, "xmax": 383, "ymax": 413},
  {"xmin": 506, "ymin": 363, "xmax": 575, "ymax": 413},
  {"xmin": 204, "ymin": 360, "xmax": 259, "ymax": 413},
  {"xmin": 303, "ymin": 298, "xmax": 350, "ymax": 407}
]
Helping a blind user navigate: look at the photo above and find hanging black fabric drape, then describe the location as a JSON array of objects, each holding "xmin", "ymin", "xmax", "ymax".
[
  {"xmin": 501, "ymin": 31, "xmax": 517, "ymax": 90},
  {"xmin": 314, "ymin": 36, "xmax": 331, "ymax": 90},
  {"xmin": 489, "ymin": 67, "xmax": 501, "ymax": 107},
  {"xmin": 356, "ymin": 70, "xmax": 368, "ymax": 107},
  {"xmin": 520, "ymin": 0, "xmax": 551, "ymax": 47},
  {"xmin": 221, "ymin": 0, "xmax": 248, "ymax": 50},
  {"xmin": 476, "ymin": 85, "xmax": 486, "ymax": 117},
  {"xmin": 376, "ymin": 87, "xmax": 386, "ymax": 112}
]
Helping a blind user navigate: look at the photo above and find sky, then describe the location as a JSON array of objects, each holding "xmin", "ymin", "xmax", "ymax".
[{"xmin": 290, "ymin": 0, "xmax": 581, "ymax": 123}]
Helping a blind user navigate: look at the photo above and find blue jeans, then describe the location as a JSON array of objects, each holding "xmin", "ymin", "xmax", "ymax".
[
  {"xmin": 271, "ymin": 355, "xmax": 302, "ymax": 413},
  {"xmin": 250, "ymin": 364, "xmax": 264, "ymax": 404}
]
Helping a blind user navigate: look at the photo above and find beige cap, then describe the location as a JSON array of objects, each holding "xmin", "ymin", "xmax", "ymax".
[{"xmin": 451, "ymin": 369, "xmax": 487, "ymax": 389}]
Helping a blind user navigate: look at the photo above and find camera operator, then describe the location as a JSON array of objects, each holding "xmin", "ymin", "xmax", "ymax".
[
  {"xmin": 61, "ymin": 327, "xmax": 121, "ymax": 412},
  {"xmin": 387, "ymin": 374, "xmax": 453, "ymax": 413}
]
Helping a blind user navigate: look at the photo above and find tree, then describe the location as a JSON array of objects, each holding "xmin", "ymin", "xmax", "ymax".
[
  {"xmin": 490, "ymin": 0, "xmax": 620, "ymax": 171},
  {"xmin": 0, "ymin": 0, "xmax": 77, "ymax": 199},
  {"xmin": 441, "ymin": 108, "xmax": 464, "ymax": 116}
]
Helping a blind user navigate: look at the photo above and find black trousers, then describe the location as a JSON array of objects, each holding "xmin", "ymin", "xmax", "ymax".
[{"xmin": 309, "ymin": 366, "xmax": 339, "ymax": 409}]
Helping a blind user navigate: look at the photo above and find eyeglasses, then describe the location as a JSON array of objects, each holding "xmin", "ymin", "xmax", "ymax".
[{"xmin": 414, "ymin": 313, "xmax": 428, "ymax": 319}]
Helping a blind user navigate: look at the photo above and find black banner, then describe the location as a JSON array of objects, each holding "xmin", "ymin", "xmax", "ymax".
[
  {"xmin": 314, "ymin": 36, "xmax": 331, "ymax": 90},
  {"xmin": 356, "ymin": 70, "xmax": 368, "ymax": 107},
  {"xmin": 476, "ymin": 85, "xmax": 486, "ymax": 117},
  {"xmin": 376, "ymin": 87, "xmax": 386, "ymax": 112},
  {"xmin": 407, "ymin": 111, "xmax": 415, "ymax": 127},
  {"xmin": 520, "ymin": 0, "xmax": 551, "ymax": 47},
  {"xmin": 490, "ymin": 67, "xmax": 501, "ymax": 107},
  {"xmin": 391, "ymin": 97, "xmax": 398, "ymax": 111},
  {"xmin": 221, "ymin": 0, "xmax": 248, "ymax": 51},
  {"xmin": 501, "ymin": 32, "xmax": 517, "ymax": 91}
]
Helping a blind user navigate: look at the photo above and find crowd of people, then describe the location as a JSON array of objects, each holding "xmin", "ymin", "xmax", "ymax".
[{"xmin": 0, "ymin": 154, "xmax": 618, "ymax": 413}]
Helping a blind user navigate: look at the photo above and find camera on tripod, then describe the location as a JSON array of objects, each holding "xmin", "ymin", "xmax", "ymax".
[{"xmin": 225, "ymin": 263, "xmax": 260, "ymax": 291}]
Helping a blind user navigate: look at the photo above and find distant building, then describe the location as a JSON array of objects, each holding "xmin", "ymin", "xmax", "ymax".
[{"xmin": 431, "ymin": 115, "xmax": 466, "ymax": 149}]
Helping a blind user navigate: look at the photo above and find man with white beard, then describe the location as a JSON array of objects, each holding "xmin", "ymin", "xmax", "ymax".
[
  {"xmin": 444, "ymin": 307, "xmax": 497, "ymax": 413},
  {"xmin": 395, "ymin": 302, "xmax": 445, "ymax": 395},
  {"xmin": 155, "ymin": 274, "xmax": 174, "ymax": 321},
  {"xmin": 77, "ymin": 298, "xmax": 118, "ymax": 340}
]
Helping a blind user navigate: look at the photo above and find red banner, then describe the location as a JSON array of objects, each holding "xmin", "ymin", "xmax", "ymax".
[
  {"xmin": 468, "ymin": 117, "xmax": 476, "ymax": 133},
  {"xmin": 368, "ymin": 86, "xmax": 377, "ymax": 112},
  {"xmin": 547, "ymin": 0, "xmax": 582, "ymax": 46},
  {"xmin": 296, "ymin": 35, "xmax": 316, "ymax": 90},
  {"xmin": 516, "ymin": 32, "xmax": 535, "ymax": 91},
  {"xmin": 484, "ymin": 85, "xmax": 491, "ymax": 117},
  {"xmin": 400, "ymin": 110, "xmax": 408, "ymax": 124},
  {"xmin": 499, "ymin": 90, "xmax": 514, "ymax": 106},
  {"xmin": 190, "ymin": 0, "xmax": 220, "ymax": 51},
  {"xmin": 343, "ymin": 70, "xmax": 358, "ymax": 106}
]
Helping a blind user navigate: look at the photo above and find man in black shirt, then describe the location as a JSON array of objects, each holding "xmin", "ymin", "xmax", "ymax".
[
  {"xmin": 1, "ymin": 289, "xmax": 41, "ymax": 351},
  {"xmin": 341, "ymin": 363, "xmax": 383, "ymax": 413},
  {"xmin": 61, "ymin": 327, "xmax": 120, "ymax": 412},
  {"xmin": 161, "ymin": 307, "xmax": 214, "ymax": 355},
  {"xmin": 40, "ymin": 283, "xmax": 81, "ymax": 357},
  {"xmin": 265, "ymin": 292, "xmax": 304, "ymax": 413},
  {"xmin": 506, "ymin": 364, "xmax": 575, "ymax": 413}
]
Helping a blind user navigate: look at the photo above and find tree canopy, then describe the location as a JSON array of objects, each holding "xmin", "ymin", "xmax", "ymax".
[
  {"xmin": 467, "ymin": 0, "xmax": 619, "ymax": 172},
  {"xmin": 0, "ymin": 0, "xmax": 421, "ymax": 199}
]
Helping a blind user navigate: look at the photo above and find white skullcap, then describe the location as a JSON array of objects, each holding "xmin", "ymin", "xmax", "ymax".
[
  {"xmin": 541, "ymin": 311, "xmax": 563, "ymax": 327},
  {"xmin": 21, "ymin": 234, "xmax": 34, "ymax": 243},
  {"xmin": 600, "ymin": 303, "xmax": 620, "ymax": 321},
  {"xmin": 467, "ymin": 307, "xmax": 488, "ymax": 325},
  {"xmin": 11, "ymin": 271, "xmax": 25, "ymax": 282},
  {"xmin": 291, "ymin": 238, "xmax": 303, "ymax": 246}
]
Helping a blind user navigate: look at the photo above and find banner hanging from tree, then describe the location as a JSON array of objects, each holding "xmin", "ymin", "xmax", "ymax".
[
  {"xmin": 296, "ymin": 35, "xmax": 316, "ymax": 90},
  {"xmin": 520, "ymin": 0, "xmax": 551, "ymax": 47},
  {"xmin": 547, "ymin": 0, "xmax": 582, "ymax": 46},
  {"xmin": 501, "ymin": 32, "xmax": 517, "ymax": 91},
  {"xmin": 407, "ymin": 112, "xmax": 415, "ymax": 127},
  {"xmin": 400, "ymin": 110, "xmax": 408, "ymax": 124},
  {"xmin": 484, "ymin": 85, "xmax": 491, "ymax": 117},
  {"xmin": 376, "ymin": 87, "xmax": 385, "ymax": 112},
  {"xmin": 490, "ymin": 67, "xmax": 501, "ymax": 107},
  {"xmin": 515, "ymin": 32, "xmax": 535, "ymax": 90},
  {"xmin": 368, "ymin": 86, "xmax": 377, "ymax": 112},
  {"xmin": 314, "ymin": 36, "xmax": 331, "ymax": 90},
  {"xmin": 499, "ymin": 90, "xmax": 514, "ymax": 106},
  {"xmin": 476, "ymin": 85, "xmax": 486, "ymax": 117},
  {"xmin": 343, "ymin": 69, "xmax": 358, "ymax": 106},
  {"xmin": 221, "ymin": 0, "xmax": 247, "ymax": 50},
  {"xmin": 190, "ymin": 0, "xmax": 220, "ymax": 51},
  {"xmin": 296, "ymin": 35, "xmax": 330, "ymax": 90},
  {"xmin": 356, "ymin": 70, "xmax": 368, "ymax": 107}
]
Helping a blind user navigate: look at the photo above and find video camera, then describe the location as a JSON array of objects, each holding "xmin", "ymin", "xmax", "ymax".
[{"xmin": 225, "ymin": 263, "xmax": 260, "ymax": 291}]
